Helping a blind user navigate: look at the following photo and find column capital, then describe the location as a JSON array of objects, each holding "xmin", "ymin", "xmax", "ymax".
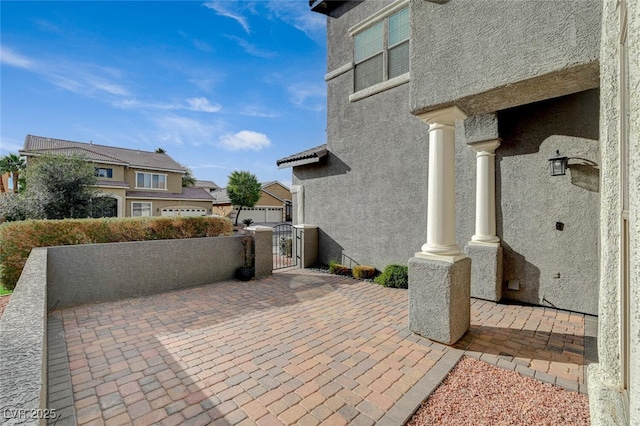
[
  {"xmin": 468, "ymin": 139, "xmax": 501, "ymax": 153},
  {"xmin": 416, "ymin": 106, "xmax": 468, "ymax": 126}
]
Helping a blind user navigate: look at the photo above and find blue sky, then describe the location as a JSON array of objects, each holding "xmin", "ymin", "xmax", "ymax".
[{"xmin": 0, "ymin": 1, "xmax": 327, "ymax": 188}]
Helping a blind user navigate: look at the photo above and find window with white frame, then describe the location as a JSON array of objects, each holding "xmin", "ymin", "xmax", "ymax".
[
  {"xmin": 131, "ymin": 202, "xmax": 152, "ymax": 217},
  {"xmin": 354, "ymin": 6, "xmax": 409, "ymax": 92},
  {"xmin": 136, "ymin": 172, "xmax": 166, "ymax": 190}
]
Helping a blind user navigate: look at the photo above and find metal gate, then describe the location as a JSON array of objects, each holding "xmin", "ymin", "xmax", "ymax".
[{"xmin": 273, "ymin": 224, "xmax": 300, "ymax": 270}]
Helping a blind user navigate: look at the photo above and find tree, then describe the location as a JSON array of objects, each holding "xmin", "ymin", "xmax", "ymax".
[
  {"xmin": 155, "ymin": 148, "xmax": 166, "ymax": 153},
  {"xmin": 227, "ymin": 171, "xmax": 261, "ymax": 226},
  {"xmin": 0, "ymin": 153, "xmax": 26, "ymax": 193},
  {"xmin": 182, "ymin": 165, "xmax": 197, "ymax": 187},
  {"xmin": 13, "ymin": 154, "xmax": 97, "ymax": 220}
]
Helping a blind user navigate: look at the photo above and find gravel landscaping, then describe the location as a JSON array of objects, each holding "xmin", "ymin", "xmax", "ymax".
[{"xmin": 407, "ymin": 356, "xmax": 590, "ymax": 426}]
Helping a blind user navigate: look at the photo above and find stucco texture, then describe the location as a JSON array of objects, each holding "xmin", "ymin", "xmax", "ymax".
[
  {"xmin": 495, "ymin": 90, "xmax": 600, "ymax": 315},
  {"xmin": 409, "ymin": 0, "xmax": 601, "ymax": 116}
]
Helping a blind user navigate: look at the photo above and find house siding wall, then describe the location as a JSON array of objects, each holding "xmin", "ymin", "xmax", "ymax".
[
  {"xmin": 125, "ymin": 168, "xmax": 182, "ymax": 193},
  {"xmin": 94, "ymin": 163, "xmax": 125, "ymax": 181},
  {"xmin": 255, "ymin": 191, "xmax": 283, "ymax": 207},
  {"xmin": 264, "ymin": 183, "xmax": 292, "ymax": 202},
  {"xmin": 409, "ymin": 0, "xmax": 602, "ymax": 116},
  {"xmin": 494, "ymin": 90, "xmax": 600, "ymax": 315},
  {"xmin": 293, "ymin": 0, "xmax": 601, "ymax": 314}
]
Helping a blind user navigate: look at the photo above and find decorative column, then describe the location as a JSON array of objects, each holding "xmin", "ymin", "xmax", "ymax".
[
  {"xmin": 409, "ymin": 106, "xmax": 471, "ymax": 345},
  {"xmin": 469, "ymin": 140, "xmax": 500, "ymax": 245},
  {"xmin": 462, "ymin": 115, "xmax": 503, "ymax": 302},
  {"xmin": 416, "ymin": 106, "xmax": 468, "ymax": 262},
  {"xmin": 290, "ymin": 185, "xmax": 304, "ymax": 225}
]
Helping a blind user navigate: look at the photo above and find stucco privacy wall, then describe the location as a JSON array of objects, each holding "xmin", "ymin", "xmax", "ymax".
[
  {"xmin": 409, "ymin": 0, "xmax": 601, "ymax": 116},
  {"xmin": 0, "ymin": 248, "xmax": 47, "ymax": 426},
  {"xmin": 588, "ymin": 0, "xmax": 639, "ymax": 423},
  {"xmin": 47, "ymin": 236, "xmax": 246, "ymax": 310}
]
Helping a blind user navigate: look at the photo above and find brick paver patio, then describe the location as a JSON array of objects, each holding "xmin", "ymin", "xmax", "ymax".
[{"xmin": 47, "ymin": 269, "xmax": 596, "ymax": 425}]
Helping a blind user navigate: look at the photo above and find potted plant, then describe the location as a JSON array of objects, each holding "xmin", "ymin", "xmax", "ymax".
[{"xmin": 236, "ymin": 233, "xmax": 255, "ymax": 281}]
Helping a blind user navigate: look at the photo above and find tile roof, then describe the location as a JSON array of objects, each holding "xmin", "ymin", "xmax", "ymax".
[
  {"xmin": 194, "ymin": 180, "xmax": 220, "ymax": 189},
  {"xmin": 126, "ymin": 187, "xmax": 214, "ymax": 201},
  {"xmin": 276, "ymin": 144, "xmax": 327, "ymax": 169},
  {"xmin": 21, "ymin": 135, "xmax": 186, "ymax": 173}
]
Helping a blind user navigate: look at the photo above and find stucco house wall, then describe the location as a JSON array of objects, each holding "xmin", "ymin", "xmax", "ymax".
[
  {"xmin": 409, "ymin": 0, "xmax": 601, "ymax": 116},
  {"xmin": 289, "ymin": 0, "xmax": 601, "ymax": 314}
]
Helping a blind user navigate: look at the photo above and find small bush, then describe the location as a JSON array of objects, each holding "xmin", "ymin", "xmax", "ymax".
[
  {"xmin": 374, "ymin": 264, "xmax": 409, "ymax": 288},
  {"xmin": 328, "ymin": 260, "xmax": 351, "ymax": 276},
  {"xmin": 352, "ymin": 265, "xmax": 377, "ymax": 280},
  {"xmin": 0, "ymin": 216, "xmax": 233, "ymax": 290}
]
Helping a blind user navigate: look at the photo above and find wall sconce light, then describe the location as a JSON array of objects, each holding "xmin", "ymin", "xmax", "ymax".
[{"xmin": 549, "ymin": 150, "xmax": 568, "ymax": 176}]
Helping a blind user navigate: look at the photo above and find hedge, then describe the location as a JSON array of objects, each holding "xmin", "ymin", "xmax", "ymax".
[
  {"xmin": 352, "ymin": 265, "xmax": 377, "ymax": 280},
  {"xmin": 0, "ymin": 216, "xmax": 233, "ymax": 290},
  {"xmin": 374, "ymin": 264, "xmax": 409, "ymax": 289}
]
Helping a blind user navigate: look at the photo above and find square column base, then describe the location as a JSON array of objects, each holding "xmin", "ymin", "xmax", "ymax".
[
  {"xmin": 464, "ymin": 244, "xmax": 503, "ymax": 302},
  {"xmin": 408, "ymin": 256, "xmax": 471, "ymax": 345}
]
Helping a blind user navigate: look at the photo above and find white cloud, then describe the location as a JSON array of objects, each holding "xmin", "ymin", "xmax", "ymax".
[
  {"xmin": 186, "ymin": 97, "xmax": 222, "ymax": 113},
  {"xmin": 287, "ymin": 82, "xmax": 326, "ymax": 112},
  {"xmin": 220, "ymin": 130, "xmax": 271, "ymax": 151},
  {"xmin": 0, "ymin": 46, "xmax": 34, "ymax": 69},
  {"xmin": 203, "ymin": 2, "xmax": 250, "ymax": 33},
  {"xmin": 192, "ymin": 39, "xmax": 214, "ymax": 52},
  {"xmin": 240, "ymin": 105, "xmax": 280, "ymax": 118},
  {"xmin": 225, "ymin": 35, "xmax": 276, "ymax": 59},
  {"xmin": 265, "ymin": 2, "xmax": 326, "ymax": 44},
  {"xmin": 151, "ymin": 113, "xmax": 222, "ymax": 146}
]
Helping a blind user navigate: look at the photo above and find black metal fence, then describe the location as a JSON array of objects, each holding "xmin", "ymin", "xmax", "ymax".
[{"xmin": 273, "ymin": 224, "xmax": 300, "ymax": 270}]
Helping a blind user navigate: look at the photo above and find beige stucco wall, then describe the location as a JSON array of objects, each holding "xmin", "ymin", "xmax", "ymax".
[
  {"xmin": 263, "ymin": 183, "xmax": 292, "ymax": 202},
  {"xmin": 94, "ymin": 163, "xmax": 125, "ymax": 181},
  {"xmin": 124, "ymin": 168, "xmax": 182, "ymax": 193},
  {"xmin": 256, "ymin": 191, "xmax": 284, "ymax": 207}
]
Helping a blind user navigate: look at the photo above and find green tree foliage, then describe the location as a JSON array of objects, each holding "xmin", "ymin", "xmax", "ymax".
[
  {"xmin": 0, "ymin": 153, "xmax": 26, "ymax": 193},
  {"xmin": 0, "ymin": 154, "xmax": 98, "ymax": 220},
  {"xmin": 182, "ymin": 165, "xmax": 197, "ymax": 188},
  {"xmin": 227, "ymin": 170, "xmax": 261, "ymax": 226}
]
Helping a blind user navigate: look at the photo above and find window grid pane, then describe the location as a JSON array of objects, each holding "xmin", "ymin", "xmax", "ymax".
[
  {"xmin": 389, "ymin": 41, "xmax": 409, "ymax": 78},
  {"xmin": 388, "ymin": 7, "xmax": 409, "ymax": 46},
  {"xmin": 355, "ymin": 54, "xmax": 384, "ymax": 91},
  {"xmin": 354, "ymin": 21, "xmax": 383, "ymax": 62}
]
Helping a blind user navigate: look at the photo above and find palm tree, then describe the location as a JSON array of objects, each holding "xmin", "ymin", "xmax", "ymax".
[
  {"xmin": 0, "ymin": 159, "xmax": 7, "ymax": 193},
  {"xmin": 0, "ymin": 153, "xmax": 26, "ymax": 193}
]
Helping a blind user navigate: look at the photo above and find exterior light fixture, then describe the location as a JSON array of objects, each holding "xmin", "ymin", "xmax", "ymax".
[{"xmin": 549, "ymin": 150, "xmax": 568, "ymax": 176}]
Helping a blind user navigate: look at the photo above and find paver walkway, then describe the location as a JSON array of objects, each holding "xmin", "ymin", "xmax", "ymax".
[{"xmin": 49, "ymin": 269, "xmax": 596, "ymax": 425}]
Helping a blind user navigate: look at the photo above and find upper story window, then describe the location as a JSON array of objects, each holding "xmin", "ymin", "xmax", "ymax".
[
  {"xmin": 136, "ymin": 172, "xmax": 166, "ymax": 190},
  {"xmin": 95, "ymin": 168, "xmax": 113, "ymax": 178},
  {"xmin": 354, "ymin": 6, "xmax": 409, "ymax": 92}
]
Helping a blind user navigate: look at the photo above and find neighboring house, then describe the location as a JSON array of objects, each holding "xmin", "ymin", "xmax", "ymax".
[
  {"xmin": 20, "ymin": 135, "xmax": 214, "ymax": 218},
  {"xmin": 194, "ymin": 180, "xmax": 220, "ymax": 194},
  {"xmin": 211, "ymin": 181, "xmax": 292, "ymax": 223},
  {"xmin": 281, "ymin": 0, "xmax": 638, "ymax": 423}
]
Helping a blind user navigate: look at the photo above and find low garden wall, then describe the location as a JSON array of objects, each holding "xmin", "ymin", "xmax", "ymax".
[
  {"xmin": 47, "ymin": 236, "xmax": 244, "ymax": 310},
  {"xmin": 0, "ymin": 229, "xmax": 274, "ymax": 425}
]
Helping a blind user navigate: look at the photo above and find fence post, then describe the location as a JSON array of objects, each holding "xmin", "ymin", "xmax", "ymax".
[
  {"xmin": 293, "ymin": 224, "xmax": 318, "ymax": 268},
  {"xmin": 247, "ymin": 225, "xmax": 273, "ymax": 278}
]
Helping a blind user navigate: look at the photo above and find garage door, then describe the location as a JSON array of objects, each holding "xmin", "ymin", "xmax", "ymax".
[
  {"xmin": 235, "ymin": 207, "xmax": 283, "ymax": 223},
  {"xmin": 161, "ymin": 207, "xmax": 208, "ymax": 217}
]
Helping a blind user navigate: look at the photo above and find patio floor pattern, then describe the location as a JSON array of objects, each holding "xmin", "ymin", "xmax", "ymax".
[{"xmin": 49, "ymin": 269, "xmax": 596, "ymax": 426}]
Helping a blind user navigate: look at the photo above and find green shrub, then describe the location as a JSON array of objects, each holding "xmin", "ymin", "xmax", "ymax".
[
  {"xmin": 0, "ymin": 216, "xmax": 233, "ymax": 290},
  {"xmin": 374, "ymin": 264, "xmax": 409, "ymax": 288},
  {"xmin": 328, "ymin": 260, "xmax": 351, "ymax": 276},
  {"xmin": 352, "ymin": 265, "xmax": 377, "ymax": 280}
]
